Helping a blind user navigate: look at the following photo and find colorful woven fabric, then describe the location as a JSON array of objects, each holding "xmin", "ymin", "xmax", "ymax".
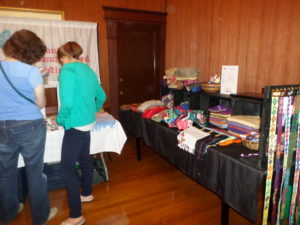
[
  {"xmin": 142, "ymin": 105, "xmax": 166, "ymax": 119},
  {"xmin": 262, "ymin": 93, "xmax": 279, "ymax": 225},
  {"xmin": 208, "ymin": 104, "xmax": 231, "ymax": 129},
  {"xmin": 288, "ymin": 94, "xmax": 300, "ymax": 224},
  {"xmin": 280, "ymin": 94, "xmax": 299, "ymax": 223},
  {"xmin": 271, "ymin": 97, "xmax": 284, "ymax": 224},
  {"xmin": 227, "ymin": 115, "xmax": 260, "ymax": 129},
  {"xmin": 262, "ymin": 89, "xmax": 300, "ymax": 225}
]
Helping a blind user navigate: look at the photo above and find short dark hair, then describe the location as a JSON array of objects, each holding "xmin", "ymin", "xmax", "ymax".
[
  {"xmin": 2, "ymin": 29, "xmax": 47, "ymax": 65},
  {"xmin": 57, "ymin": 41, "xmax": 83, "ymax": 62}
]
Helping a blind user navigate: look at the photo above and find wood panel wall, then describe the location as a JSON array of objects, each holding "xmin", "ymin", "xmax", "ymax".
[
  {"xmin": 166, "ymin": 0, "xmax": 300, "ymax": 93},
  {"xmin": 1, "ymin": 0, "xmax": 299, "ymax": 99},
  {"xmin": 0, "ymin": 0, "xmax": 167, "ymax": 109}
]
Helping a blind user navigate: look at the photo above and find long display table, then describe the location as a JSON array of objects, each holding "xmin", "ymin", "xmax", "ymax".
[{"xmin": 120, "ymin": 110, "xmax": 266, "ymax": 224}]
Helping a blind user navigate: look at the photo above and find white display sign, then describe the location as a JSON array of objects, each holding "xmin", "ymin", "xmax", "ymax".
[{"xmin": 220, "ymin": 65, "xmax": 239, "ymax": 95}]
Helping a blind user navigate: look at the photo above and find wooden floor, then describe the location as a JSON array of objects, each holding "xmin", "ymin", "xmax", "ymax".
[{"xmin": 11, "ymin": 136, "xmax": 255, "ymax": 225}]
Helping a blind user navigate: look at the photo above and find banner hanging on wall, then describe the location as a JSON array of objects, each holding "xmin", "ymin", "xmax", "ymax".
[{"xmin": 0, "ymin": 16, "xmax": 100, "ymax": 87}]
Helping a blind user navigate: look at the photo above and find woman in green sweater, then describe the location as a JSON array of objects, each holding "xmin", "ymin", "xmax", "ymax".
[{"xmin": 56, "ymin": 41, "xmax": 106, "ymax": 225}]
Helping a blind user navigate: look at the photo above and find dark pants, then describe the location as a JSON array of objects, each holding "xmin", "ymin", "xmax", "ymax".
[
  {"xmin": 0, "ymin": 119, "xmax": 50, "ymax": 225},
  {"xmin": 60, "ymin": 128, "xmax": 93, "ymax": 218}
]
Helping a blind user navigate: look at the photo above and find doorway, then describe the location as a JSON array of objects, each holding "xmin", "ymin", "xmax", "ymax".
[{"xmin": 104, "ymin": 7, "xmax": 166, "ymax": 118}]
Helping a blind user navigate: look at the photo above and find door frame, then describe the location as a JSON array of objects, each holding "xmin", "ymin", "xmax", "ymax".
[{"xmin": 103, "ymin": 7, "xmax": 167, "ymax": 118}]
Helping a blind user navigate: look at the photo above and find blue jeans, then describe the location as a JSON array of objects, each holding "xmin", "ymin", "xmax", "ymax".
[
  {"xmin": 0, "ymin": 119, "xmax": 50, "ymax": 225},
  {"xmin": 60, "ymin": 128, "xmax": 93, "ymax": 218}
]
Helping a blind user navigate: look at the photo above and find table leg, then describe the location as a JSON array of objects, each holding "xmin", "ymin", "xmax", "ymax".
[
  {"xmin": 100, "ymin": 152, "xmax": 109, "ymax": 181},
  {"xmin": 221, "ymin": 200, "xmax": 229, "ymax": 225},
  {"xmin": 136, "ymin": 137, "xmax": 141, "ymax": 161}
]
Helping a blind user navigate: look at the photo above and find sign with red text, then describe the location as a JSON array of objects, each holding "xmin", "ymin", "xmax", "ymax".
[{"xmin": 0, "ymin": 16, "xmax": 100, "ymax": 87}]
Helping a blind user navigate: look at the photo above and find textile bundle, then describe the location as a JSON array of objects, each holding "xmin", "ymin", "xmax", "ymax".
[
  {"xmin": 208, "ymin": 104, "xmax": 232, "ymax": 129},
  {"xmin": 177, "ymin": 126, "xmax": 210, "ymax": 154},
  {"xmin": 227, "ymin": 115, "xmax": 260, "ymax": 137}
]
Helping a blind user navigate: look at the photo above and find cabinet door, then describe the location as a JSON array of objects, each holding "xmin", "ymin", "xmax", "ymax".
[{"xmin": 118, "ymin": 22, "xmax": 162, "ymax": 105}]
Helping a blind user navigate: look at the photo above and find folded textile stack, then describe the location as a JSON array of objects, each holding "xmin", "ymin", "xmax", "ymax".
[
  {"xmin": 177, "ymin": 126, "xmax": 210, "ymax": 154},
  {"xmin": 208, "ymin": 104, "xmax": 232, "ymax": 129},
  {"xmin": 227, "ymin": 115, "xmax": 260, "ymax": 137}
]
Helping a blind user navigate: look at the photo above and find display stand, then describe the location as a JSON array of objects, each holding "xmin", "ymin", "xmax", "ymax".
[
  {"xmin": 258, "ymin": 84, "xmax": 300, "ymax": 167},
  {"xmin": 258, "ymin": 84, "xmax": 300, "ymax": 224}
]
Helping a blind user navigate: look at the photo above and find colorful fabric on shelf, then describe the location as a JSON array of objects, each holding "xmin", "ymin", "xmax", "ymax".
[
  {"xmin": 227, "ymin": 115, "xmax": 260, "ymax": 129},
  {"xmin": 227, "ymin": 115, "xmax": 260, "ymax": 137},
  {"xmin": 208, "ymin": 104, "xmax": 232, "ymax": 129},
  {"xmin": 209, "ymin": 104, "xmax": 231, "ymax": 113}
]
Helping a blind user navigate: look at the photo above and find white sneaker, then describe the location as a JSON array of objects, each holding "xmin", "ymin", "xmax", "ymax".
[
  {"xmin": 43, "ymin": 207, "xmax": 58, "ymax": 224},
  {"xmin": 18, "ymin": 203, "xmax": 24, "ymax": 214}
]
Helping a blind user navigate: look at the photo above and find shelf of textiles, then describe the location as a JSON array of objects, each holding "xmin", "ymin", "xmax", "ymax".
[
  {"xmin": 159, "ymin": 87, "xmax": 264, "ymax": 141},
  {"xmin": 160, "ymin": 86, "xmax": 263, "ymax": 117},
  {"xmin": 195, "ymin": 92, "xmax": 263, "ymax": 139}
]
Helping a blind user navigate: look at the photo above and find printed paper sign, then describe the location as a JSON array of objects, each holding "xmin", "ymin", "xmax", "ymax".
[{"xmin": 220, "ymin": 65, "xmax": 239, "ymax": 95}]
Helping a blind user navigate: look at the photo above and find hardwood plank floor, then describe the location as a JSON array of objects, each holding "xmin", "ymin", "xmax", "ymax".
[{"xmin": 10, "ymin": 136, "xmax": 256, "ymax": 225}]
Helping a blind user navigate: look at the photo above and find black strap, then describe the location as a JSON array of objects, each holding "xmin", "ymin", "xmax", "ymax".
[{"xmin": 0, "ymin": 62, "xmax": 36, "ymax": 105}]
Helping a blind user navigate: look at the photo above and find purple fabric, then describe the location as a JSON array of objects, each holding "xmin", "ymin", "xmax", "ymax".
[{"xmin": 209, "ymin": 104, "xmax": 232, "ymax": 113}]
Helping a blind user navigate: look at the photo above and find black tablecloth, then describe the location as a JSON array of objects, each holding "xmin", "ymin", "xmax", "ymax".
[{"xmin": 120, "ymin": 110, "xmax": 266, "ymax": 222}]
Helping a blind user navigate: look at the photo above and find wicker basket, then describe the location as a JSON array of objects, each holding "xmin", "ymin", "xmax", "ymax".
[
  {"xmin": 200, "ymin": 82, "xmax": 221, "ymax": 93},
  {"xmin": 242, "ymin": 139, "xmax": 259, "ymax": 151}
]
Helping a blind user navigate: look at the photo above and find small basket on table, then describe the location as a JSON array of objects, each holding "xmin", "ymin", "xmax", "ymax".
[{"xmin": 200, "ymin": 82, "xmax": 221, "ymax": 93}]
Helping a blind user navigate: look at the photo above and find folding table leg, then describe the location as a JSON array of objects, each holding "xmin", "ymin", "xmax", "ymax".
[
  {"xmin": 136, "ymin": 137, "xmax": 141, "ymax": 161},
  {"xmin": 221, "ymin": 200, "xmax": 229, "ymax": 225},
  {"xmin": 100, "ymin": 152, "xmax": 109, "ymax": 181}
]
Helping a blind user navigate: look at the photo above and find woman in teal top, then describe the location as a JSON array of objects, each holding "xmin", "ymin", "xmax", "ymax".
[{"xmin": 57, "ymin": 41, "xmax": 106, "ymax": 225}]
